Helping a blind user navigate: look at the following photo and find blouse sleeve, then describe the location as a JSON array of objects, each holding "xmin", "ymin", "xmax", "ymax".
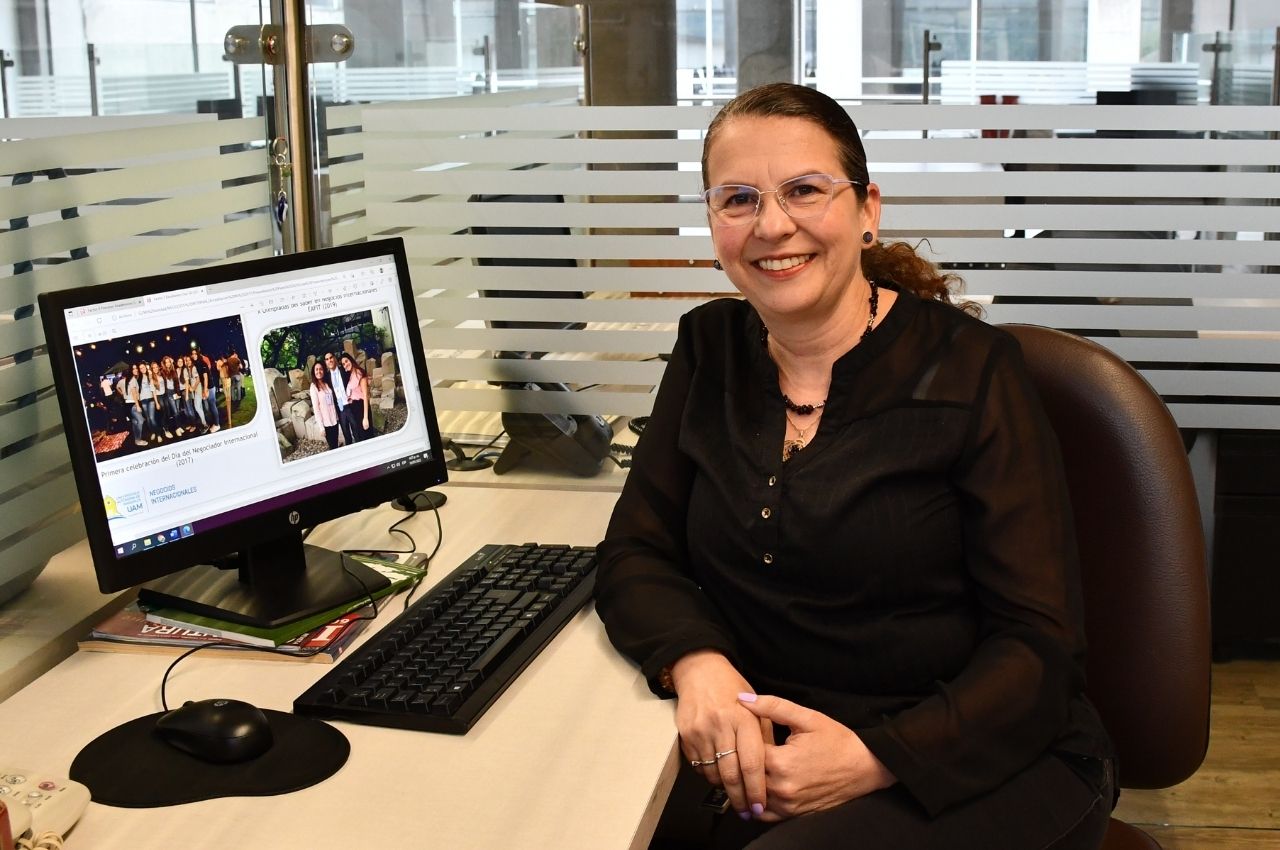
[
  {"xmin": 594, "ymin": 310, "xmax": 742, "ymax": 697},
  {"xmin": 858, "ymin": 333, "xmax": 1089, "ymax": 815}
]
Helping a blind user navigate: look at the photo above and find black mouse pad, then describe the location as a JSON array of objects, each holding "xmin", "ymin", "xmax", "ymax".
[{"xmin": 70, "ymin": 709, "xmax": 349, "ymax": 807}]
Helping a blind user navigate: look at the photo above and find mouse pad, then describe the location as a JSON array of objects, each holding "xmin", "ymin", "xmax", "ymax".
[{"xmin": 69, "ymin": 709, "xmax": 349, "ymax": 807}]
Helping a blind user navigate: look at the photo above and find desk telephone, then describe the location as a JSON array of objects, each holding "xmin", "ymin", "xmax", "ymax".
[
  {"xmin": 493, "ymin": 383, "xmax": 612, "ymax": 477},
  {"xmin": 0, "ymin": 769, "xmax": 89, "ymax": 849}
]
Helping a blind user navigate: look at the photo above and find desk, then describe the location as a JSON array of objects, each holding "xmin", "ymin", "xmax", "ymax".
[{"xmin": 0, "ymin": 485, "xmax": 678, "ymax": 850}]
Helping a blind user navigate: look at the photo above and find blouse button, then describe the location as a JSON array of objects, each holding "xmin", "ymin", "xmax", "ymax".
[
  {"xmin": 767, "ymin": 475, "xmax": 777, "ymax": 487},
  {"xmin": 762, "ymin": 552, "xmax": 774, "ymax": 565},
  {"xmin": 760, "ymin": 507, "xmax": 772, "ymax": 519}
]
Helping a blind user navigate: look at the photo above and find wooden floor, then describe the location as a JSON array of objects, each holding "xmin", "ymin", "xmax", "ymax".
[{"xmin": 1114, "ymin": 659, "xmax": 1280, "ymax": 849}]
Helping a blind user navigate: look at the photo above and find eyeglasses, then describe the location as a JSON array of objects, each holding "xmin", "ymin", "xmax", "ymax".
[{"xmin": 701, "ymin": 173, "xmax": 862, "ymax": 226}]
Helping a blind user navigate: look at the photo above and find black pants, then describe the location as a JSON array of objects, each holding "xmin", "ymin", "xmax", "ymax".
[
  {"xmin": 342, "ymin": 399, "xmax": 368, "ymax": 442},
  {"xmin": 710, "ymin": 752, "xmax": 1113, "ymax": 850},
  {"xmin": 336, "ymin": 403, "xmax": 356, "ymax": 445}
]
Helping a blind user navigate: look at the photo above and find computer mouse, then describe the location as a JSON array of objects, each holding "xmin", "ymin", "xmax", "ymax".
[{"xmin": 154, "ymin": 698, "xmax": 274, "ymax": 764}]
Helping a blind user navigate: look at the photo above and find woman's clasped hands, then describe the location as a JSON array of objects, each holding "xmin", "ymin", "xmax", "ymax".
[
  {"xmin": 671, "ymin": 650, "xmax": 773, "ymax": 820},
  {"xmin": 736, "ymin": 692, "xmax": 897, "ymax": 822},
  {"xmin": 671, "ymin": 651, "xmax": 896, "ymax": 823}
]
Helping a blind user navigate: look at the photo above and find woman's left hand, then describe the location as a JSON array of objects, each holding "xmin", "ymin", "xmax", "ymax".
[{"xmin": 737, "ymin": 693, "xmax": 896, "ymax": 822}]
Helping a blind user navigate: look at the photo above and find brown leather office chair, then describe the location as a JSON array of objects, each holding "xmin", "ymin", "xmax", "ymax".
[{"xmin": 1003, "ymin": 324, "xmax": 1212, "ymax": 850}]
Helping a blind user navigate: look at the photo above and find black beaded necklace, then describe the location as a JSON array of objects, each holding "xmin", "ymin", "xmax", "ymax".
[{"xmin": 775, "ymin": 279, "xmax": 880, "ymax": 417}]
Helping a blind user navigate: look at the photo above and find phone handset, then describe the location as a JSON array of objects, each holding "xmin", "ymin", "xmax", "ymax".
[{"xmin": 0, "ymin": 769, "xmax": 90, "ymax": 848}]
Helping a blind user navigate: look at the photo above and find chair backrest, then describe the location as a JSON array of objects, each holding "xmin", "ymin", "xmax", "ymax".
[{"xmin": 1002, "ymin": 324, "xmax": 1212, "ymax": 789}]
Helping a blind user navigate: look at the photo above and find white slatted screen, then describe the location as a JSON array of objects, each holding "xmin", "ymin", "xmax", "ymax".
[
  {"xmin": 331, "ymin": 101, "xmax": 1279, "ymax": 434},
  {"xmin": 0, "ymin": 115, "xmax": 272, "ymax": 600}
]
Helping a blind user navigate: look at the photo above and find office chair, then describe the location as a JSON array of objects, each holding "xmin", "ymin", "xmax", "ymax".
[{"xmin": 1002, "ymin": 324, "xmax": 1212, "ymax": 850}]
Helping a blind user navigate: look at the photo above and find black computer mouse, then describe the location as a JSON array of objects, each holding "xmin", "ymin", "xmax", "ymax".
[{"xmin": 154, "ymin": 698, "xmax": 274, "ymax": 764}]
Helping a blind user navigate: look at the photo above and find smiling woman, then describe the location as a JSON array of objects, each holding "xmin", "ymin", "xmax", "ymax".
[{"xmin": 594, "ymin": 83, "xmax": 1116, "ymax": 850}]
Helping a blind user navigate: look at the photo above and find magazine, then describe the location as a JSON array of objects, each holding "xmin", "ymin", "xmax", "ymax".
[{"xmin": 81, "ymin": 602, "xmax": 371, "ymax": 664}]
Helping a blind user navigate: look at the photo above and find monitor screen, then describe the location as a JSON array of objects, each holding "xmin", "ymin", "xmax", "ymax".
[{"xmin": 39, "ymin": 238, "xmax": 448, "ymax": 627}]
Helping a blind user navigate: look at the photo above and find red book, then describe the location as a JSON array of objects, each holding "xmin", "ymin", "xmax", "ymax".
[{"xmin": 80, "ymin": 602, "xmax": 370, "ymax": 664}]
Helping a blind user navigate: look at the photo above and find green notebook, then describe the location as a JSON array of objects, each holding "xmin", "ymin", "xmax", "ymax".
[{"xmin": 142, "ymin": 556, "xmax": 425, "ymax": 647}]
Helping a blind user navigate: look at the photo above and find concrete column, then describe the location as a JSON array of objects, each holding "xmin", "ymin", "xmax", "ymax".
[
  {"xmin": 343, "ymin": 0, "xmax": 408, "ymax": 67},
  {"xmin": 862, "ymin": 0, "xmax": 897, "ymax": 79},
  {"xmin": 737, "ymin": 0, "xmax": 795, "ymax": 91},
  {"xmin": 541, "ymin": 0, "xmax": 676, "ymax": 104}
]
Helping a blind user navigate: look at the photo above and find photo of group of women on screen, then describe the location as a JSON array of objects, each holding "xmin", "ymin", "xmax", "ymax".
[
  {"xmin": 72, "ymin": 315, "xmax": 257, "ymax": 460},
  {"xmin": 259, "ymin": 307, "xmax": 407, "ymax": 464}
]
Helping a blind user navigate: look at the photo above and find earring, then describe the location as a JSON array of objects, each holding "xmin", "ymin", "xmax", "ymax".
[
  {"xmin": 713, "ymin": 259, "xmax": 723, "ymax": 270},
  {"xmin": 862, "ymin": 231, "xmax": 874, "ymax": 244}
]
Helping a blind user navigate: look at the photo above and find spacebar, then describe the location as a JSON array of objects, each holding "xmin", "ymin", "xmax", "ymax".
[{"xmin": 468, "ymin": 627, "xmax": 524, "ymax": 677}]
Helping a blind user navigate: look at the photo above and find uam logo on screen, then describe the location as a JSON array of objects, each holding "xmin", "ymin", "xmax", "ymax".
[{"xmin": 103, "ymin": 491, "xmax": 145, "ymax": 520}]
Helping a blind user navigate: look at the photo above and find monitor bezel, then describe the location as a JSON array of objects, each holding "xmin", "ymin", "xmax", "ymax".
[{"xmin": 39, "ymin": 237, "xmax": 448, "ymax": 594}]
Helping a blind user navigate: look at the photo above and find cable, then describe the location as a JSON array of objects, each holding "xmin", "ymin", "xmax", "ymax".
[
  {"xmin": 17, "ymin": 832, "xmax": 65, "ymax": 850},
  {"xmin": 157, "ymin": 502, "xmax": 446, "ymax": 708}
]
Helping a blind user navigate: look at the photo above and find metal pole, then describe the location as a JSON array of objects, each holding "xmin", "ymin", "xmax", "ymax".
[
  {"xmin": 271, "ymin": 0, "xmax": 319, "ymax": 253},
  {"xmin": 190, "ymin": 0, "xmax": 200, "ymax": 72},
  {"xmin": 574, "ymin": 4, "xmax": 592, "ymax": 106},
  {"xmin": 0, "ymin": 49, "xmax": 13, "ymax": 118},
  {"xmin": 482, "ymin": 34, "xmax": 495, "ymax": 93},
  {"xmin": 87, "ymin": 43, "xmax": 99, "ymax": 116},
  {"xmin": 793, "ymin": 0, "xmax": 803, "ymax": 85},
  {"xmin": 1272, "ymin": 26, "xmax": 1279, "ymax": 108},
  {"xmin": 1206, "ymin": 31, "xmax": 1224, "ymax": 106},
  {"xmin": 921, "ymin": 29, "xmax": 940, "ymax": 105}
]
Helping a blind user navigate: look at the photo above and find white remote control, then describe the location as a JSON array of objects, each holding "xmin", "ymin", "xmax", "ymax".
[{"xmin": 0, "ymin": 769, "xmax": 90, "ymax": 841}]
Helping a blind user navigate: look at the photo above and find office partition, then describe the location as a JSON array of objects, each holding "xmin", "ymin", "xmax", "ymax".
[
  {"xmin": 328, "ymin": 100, "xmax": 1280, "ymax": 431},
  {"xmin": 0, "ymin": 114, "xmax": 273, "ymax": 601}
]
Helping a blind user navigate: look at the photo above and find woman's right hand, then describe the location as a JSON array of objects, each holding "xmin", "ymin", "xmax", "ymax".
[{"xmin": 670, "ymin": 650, "xmax": 770, "ymax": 819}]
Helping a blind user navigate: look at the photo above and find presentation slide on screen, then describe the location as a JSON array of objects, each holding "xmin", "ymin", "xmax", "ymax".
[{"xmin": 62, "ymin": 254, "xmax": 432, "ymax": 553}]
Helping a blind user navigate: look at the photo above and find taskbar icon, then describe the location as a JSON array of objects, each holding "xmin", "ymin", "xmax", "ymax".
[{"xmin": 117, "ymin": 522, "xmax": 197, "ymax": 557}]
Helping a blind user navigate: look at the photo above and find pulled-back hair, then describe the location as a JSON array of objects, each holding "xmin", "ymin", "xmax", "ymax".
[{"xmin": 702, "ymin": 83, "xmax": 971, "ymax": 312}]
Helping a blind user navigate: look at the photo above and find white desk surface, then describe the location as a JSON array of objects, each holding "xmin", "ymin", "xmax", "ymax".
[{"xmin": 0, "ymin": 485, "xmax": 679, "ymax": 850}]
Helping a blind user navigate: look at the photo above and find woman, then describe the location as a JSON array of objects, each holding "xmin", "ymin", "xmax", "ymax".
[
  {"xmin": 126, "ymin": 364, "xmax": 147, "ymax": 448},
  {"xmin": 160, "ymin": 355, "xmax": 182, "ymax": 437},
  {"xmin": 338, "ymin": 352, "xmax": 373, "ymax": 441},
  {"xmin": 217, "ymin": 356, "xmax": 233, "ymax": 428},
  {"xmin": 180, "ymin": 355, "xmax": 206, "ymax": 433},
  {"xmin": 594, "ymin": 84, "xmax": 1113, "ymax": 849},
  {"xmin": 308, "ymin": 360, "xmax": 342, "ymax": 450},
  {"xmin": 148, "ymin": 361, "xmax": 171, "ymax": 440}
]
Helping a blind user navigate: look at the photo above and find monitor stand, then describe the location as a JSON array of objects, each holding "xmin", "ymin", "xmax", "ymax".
[
  {"xmin": 137, "ymin": 533, "xmax": 390, "ymax": 629},
  {"xmin": 390, "ymin": 490, "xmax": 447, "ymax": 511}
]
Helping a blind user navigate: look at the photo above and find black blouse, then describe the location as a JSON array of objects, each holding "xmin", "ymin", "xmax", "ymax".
[{"xmin": 593, "ymin": 285, "xmax": 1111, "ymax": 816}]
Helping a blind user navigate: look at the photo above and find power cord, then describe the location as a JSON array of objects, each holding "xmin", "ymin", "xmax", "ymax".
[
  {"xmin": 17, "ymin": 832, "xmax": 65, "ymax": 850},
  {"xmin": 156, "ymin": 499, "xmax": 446, "ymax": 708}
]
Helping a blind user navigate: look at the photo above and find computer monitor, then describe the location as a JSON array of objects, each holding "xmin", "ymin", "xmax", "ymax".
[{"xmin": 39, "ymin": 238, "xmax": 448, "ymax": 628}]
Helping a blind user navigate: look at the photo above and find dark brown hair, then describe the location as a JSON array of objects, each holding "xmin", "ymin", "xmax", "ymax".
[{"xmin": 702, "ymin": 83, "xmax": 971, "ymax": 312}]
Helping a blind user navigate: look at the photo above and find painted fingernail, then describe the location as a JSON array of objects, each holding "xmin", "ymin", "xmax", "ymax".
[
  {"xmin": 751, "ymin": 803, "xmax": 764, "ymax": 817},
  {"xmin": 738, "ymin": 692, "xmax": 757, "ymax": 703},
  {"xmin": 737, "ymin": 810, "xmax": 751, "ymax": 821}
]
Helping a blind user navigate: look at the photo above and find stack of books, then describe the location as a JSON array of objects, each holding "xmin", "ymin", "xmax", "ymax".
[{"xmin": 81, "ymin": 556, "xmax": 425, "ymax": 664}]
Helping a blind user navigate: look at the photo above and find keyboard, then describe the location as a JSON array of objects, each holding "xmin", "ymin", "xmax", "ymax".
[{"xmin": 294, "ymin": 543, "xmax": 597, "ymax": 734}]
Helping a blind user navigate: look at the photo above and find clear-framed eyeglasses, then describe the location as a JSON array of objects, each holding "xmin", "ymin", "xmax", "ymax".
[{"xmin": 702, "ymin": 173, "xmax": 863, "ymax": 226}]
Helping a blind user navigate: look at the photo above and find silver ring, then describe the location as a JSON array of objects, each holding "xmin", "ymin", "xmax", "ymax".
[
  {"xmin": 690, "ymin": 757, "xmax": 715, "ymax": 767},
  {"xmin": 714, "ymin": 748, "xmax": 737, "ymax": 760}
]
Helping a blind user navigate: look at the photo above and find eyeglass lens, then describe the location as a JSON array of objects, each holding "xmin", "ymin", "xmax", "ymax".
[{"xmin": 704, "ymin": 174, "xmax": 841, "ymax": 222}]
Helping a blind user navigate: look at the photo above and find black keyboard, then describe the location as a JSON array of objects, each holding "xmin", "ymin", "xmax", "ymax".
[{"xmin": 294, "ymin": 543, "xmax": 596, "ymax": 734}]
